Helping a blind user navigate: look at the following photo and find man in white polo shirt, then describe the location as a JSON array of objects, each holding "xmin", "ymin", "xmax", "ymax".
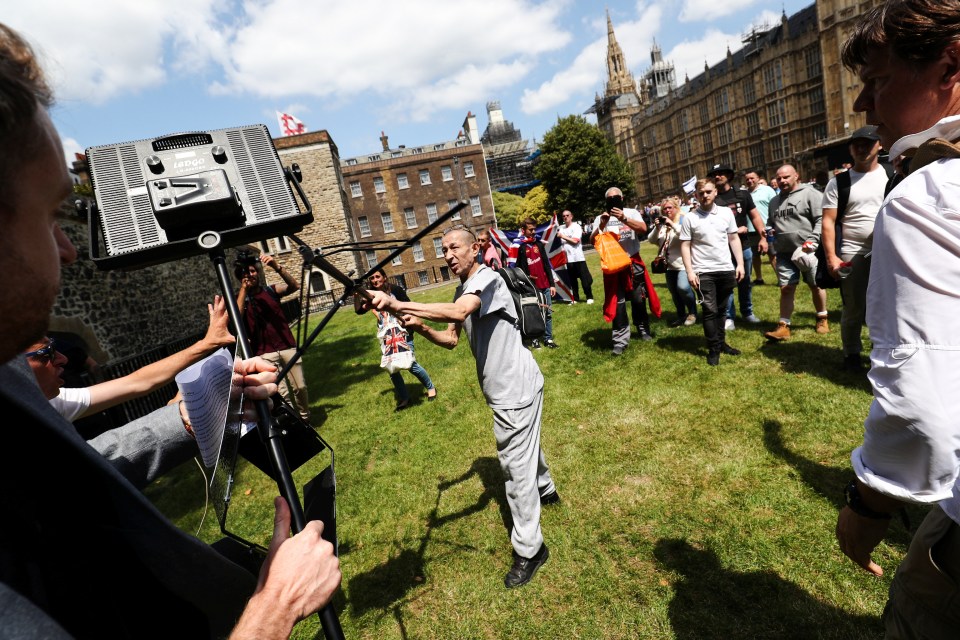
[{"xmin": 680, "ymin": 178, "xmax": 745, "ymax": 365}]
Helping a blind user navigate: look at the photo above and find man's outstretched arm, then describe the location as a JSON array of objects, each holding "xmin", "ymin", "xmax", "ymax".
[{"xmin": 81, "ymin": 296, "xmax": 235, "ymax": 418}]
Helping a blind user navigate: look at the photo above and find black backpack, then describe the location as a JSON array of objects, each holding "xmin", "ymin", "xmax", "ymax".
[
  {"xmin": 495, "ymin": 267, "xmax": 547, "ymax": 342},
  {"xmin": 815, "ymin": 164, "xmax": 894, "ymax": 289}
]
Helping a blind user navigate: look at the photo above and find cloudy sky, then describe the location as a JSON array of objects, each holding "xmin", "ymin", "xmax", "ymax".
[{"xmin": 6, "ymin": 0, "xmax": 813, "ymax": 166}]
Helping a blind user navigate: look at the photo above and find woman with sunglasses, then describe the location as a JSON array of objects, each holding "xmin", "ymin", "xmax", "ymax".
[{"xmin": 648, "ymin": 196, "xmax": 698, "ymax": 327}]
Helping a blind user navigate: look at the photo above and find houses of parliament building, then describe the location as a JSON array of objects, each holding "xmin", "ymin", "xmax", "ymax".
[{"xmin": 590, "ymin": 0, "xmax": 884, "ymax": 202}]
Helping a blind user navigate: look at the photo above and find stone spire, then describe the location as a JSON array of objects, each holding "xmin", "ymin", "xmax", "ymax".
[{"xmin": 604, "ymin": 10, "xmax": 639, "ymax": 98}]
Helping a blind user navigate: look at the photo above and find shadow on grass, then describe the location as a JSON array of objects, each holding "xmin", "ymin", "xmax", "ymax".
[
  {"xmin": 654, "ymin": 538, "xmax": 881, "ymax": 639},
  {"xmin": 758, "ymin": 341, "xmax": 872, "ymax": 391},
  {"xmin": 580, "ymin": 327, "xmax": 613, "ymax": 352},
  {"xmin": 762, "ymin": 420, "xmax": 922, "ymax": 548},
  {"xmin": 299, "ymin": 332, "xmax": 382, "ymax": 397},
  {"xmin": 347, "ymin": 457, "xmax": 509, "ymax": 618},
  {"xmin": 653, "ymin": 334, "xmax": 707, "ymax": 357}
]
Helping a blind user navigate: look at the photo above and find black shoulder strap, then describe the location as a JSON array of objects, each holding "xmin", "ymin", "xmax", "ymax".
[{"xmin": 836, "ymin": 171, "xmax": 852, "ymax": 225}]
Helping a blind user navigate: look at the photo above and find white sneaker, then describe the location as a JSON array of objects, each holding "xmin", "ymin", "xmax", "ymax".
[
  {"xmin": 724, "ymin": 319, "xmax": 736, "ymax": 331},
  {"xmin": 586, "ymin": 299, "xmax": 594, "ymax": 304}
]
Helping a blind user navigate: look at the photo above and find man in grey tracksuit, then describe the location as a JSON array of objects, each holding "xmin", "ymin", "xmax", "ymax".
[
  {"xmin": 764, "ymin": 164, "xmax": 829, "ymax": 341},
  {"xmin": 364, "ymin": 228, "xmax": 558, "ymax": 589}
]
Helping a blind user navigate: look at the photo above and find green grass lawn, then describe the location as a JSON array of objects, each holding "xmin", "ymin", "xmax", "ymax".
[{"xmin": 147, "ymin": 243, "xmax": 910, "ymax": 639}]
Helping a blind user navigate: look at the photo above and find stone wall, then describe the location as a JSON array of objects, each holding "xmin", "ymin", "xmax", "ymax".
[
  {"xmin": 52, "ymin": 216, "xmax": 221, "ymax": 362},
  {"xmin": 269, "ymin": 132, "xmax": 361, "ymax": 297}
]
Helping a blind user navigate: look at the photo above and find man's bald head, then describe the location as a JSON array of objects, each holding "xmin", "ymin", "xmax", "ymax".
[{"xmin": 775, "ymin": 165, "xmax": 800, "ymax": 193}]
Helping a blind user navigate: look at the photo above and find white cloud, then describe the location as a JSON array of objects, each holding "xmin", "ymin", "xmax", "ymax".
[
  {"xmin": 520, "ymin": 3, "xmax": 662, "ymax": 115},
  {"xmin": 666, "ymin": 28, "xmax": 740, "ymax": 83},
  {"xmin": 213, "ymin": 0, "xmax": 570, "ymax": 118},
  {"xmin": 678, "ymin": 0, "xmax": 759, "ymax": 22},
  {"xmin": 5, "ymin": 0, "xmax": 222, "ymax": 104},
  {"xmin": 61, "ymin": 137, "xmax": 84, "ymax": 168},
  {"xmin": 6, "ymin": 0, "xmax": 571, "ymax": 123}
]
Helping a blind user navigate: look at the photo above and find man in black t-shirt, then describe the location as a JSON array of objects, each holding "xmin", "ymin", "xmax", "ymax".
[{"xmin": 709, "ymin": 164, "xmax": 768, "ymax": 328}]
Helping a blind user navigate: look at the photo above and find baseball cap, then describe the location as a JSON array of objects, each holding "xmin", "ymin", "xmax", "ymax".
[
  {"xmin": 791, "ymin": 246, "xmax": 818, "ymax": 273},
  {"xmin": 709, "ymin": 163, "xmax": 735, "ymax": 177},
  {"xmin": 849, "ymin": 125, "xmax": 880, "ymax": 143}
]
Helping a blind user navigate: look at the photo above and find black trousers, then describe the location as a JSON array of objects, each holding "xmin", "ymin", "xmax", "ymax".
[
  {"xmin": 698, "ymin": 271, "xmax": 736, "ymax": 353},
  {"xmin": 561, "ymin": 261, "xmax": 594, "ymax": 301}
]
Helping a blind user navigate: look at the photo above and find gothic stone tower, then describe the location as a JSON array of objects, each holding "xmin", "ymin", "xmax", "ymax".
[{"xmin": 589, "ymin": 11, "xmax": 642, "ymax": 160}]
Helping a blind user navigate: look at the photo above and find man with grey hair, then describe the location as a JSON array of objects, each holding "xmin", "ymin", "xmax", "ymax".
[
  {"xmin": 835, "ymin": 1, "xmax": 960, "ymax": 636},
  {"xmin": 364, "ymin": 227, "xmax": 559, "ymax": 589},
  {"xmin": 590, "ymin": 186, "xmax": 652, "ymax": 355}
]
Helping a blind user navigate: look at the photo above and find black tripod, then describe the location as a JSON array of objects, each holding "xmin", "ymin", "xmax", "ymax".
[{"xmin": 200, "ymin": 231, "xmax": 343, "ymax": 640}]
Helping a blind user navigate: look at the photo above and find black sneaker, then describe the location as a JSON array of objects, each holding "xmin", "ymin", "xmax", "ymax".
[
  {"xmin": 530, "ymin": 339, "xmax": 542, "ymax": 349},
  {"xmin": 544, "ymin": 339, "xmax": 559, "ymax": 349},
  {"xmin": 669, "ymin": 317, "xmax": 685, "ymax": 328},
  {"xmin": 540, "ymin": 491, "xmax": 561, "ymax": 506},
  {"xmin": 504, "ymin": 544, "xmax": 549, "ymax": 589},
  {"xmin": 638, "ymin": 329, "xmax": 654, "ymax": 341},
  {"xmin": 720, "ymin": 343, "xmax": 741, "ymax": 356},
  {"xmin": 706, "ymin": 351, "xmax": 720, "ymax": 366}
]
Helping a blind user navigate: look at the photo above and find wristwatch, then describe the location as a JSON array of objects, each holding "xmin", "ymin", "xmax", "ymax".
[{"xmin": 844, "ymin": 480, "xmax": 892, "ymax": 520}]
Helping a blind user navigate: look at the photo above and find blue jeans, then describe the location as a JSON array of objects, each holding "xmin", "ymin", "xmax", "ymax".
[
  {"xmin": 539, "ymin": 287, "xmax": 554, "ymax": 341},
  {"xmin": 665, "ymin": 269, "xmax": 697, "ymax": 318},
  {"xmin": 390, "ymin": 342, "xmax": 434, "ymax": 402},
  {"xmin": 726, "ymin": 246, "xmax": 754, "ymax": 319}
]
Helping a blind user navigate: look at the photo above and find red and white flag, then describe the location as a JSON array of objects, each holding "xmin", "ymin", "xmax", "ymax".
[{"xmin": 276, "ymin": 111, "xmax": 307, "ymax": 136}]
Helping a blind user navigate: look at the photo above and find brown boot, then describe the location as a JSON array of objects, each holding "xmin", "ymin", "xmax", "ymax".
[
  {"xmin": 764, "ymin": 321, "xmax": 791, "ymax": 341},
  {"xmin": 815, "ymin": 316, "xmax": 830, "ymax": 334}
]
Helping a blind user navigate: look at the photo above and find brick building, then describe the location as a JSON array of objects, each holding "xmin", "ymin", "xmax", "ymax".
[
  {"xmin": 592, "ymin": 0, "xmax": 884, "ymax": 202},
  {"xmin": 340, "ymin": 122, "xmax": 496, "ymax": 289}
]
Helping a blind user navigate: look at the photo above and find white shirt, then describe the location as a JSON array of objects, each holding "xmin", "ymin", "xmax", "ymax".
[
  {"xmin": 678, "ymin": 205, "xmax": 737, "ymax": 273},
  {"xmin": 50, "ymin": 387, "xmax": 92, "ymax": 421},
  {"xmin": 560, "ymin": 222, "xmax": 585, "ymax": 262},
  {"xmin": 592, "ymin": 208, "xmax": 643, "ymax": 256},
  {"xmin": 853, "ymin": 115, "xmax": 960, "ymax": 524},
  {"xmin": 821, "ymin": 166, "xmax": 888, "ymax": 255}
]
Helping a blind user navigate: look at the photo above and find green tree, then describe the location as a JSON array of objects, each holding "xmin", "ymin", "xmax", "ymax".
[
  {"xmin": 534, "ymin": 114, "xmax": 636, "ymax": 219},
  {"xmin": 491, "ymin": 190, "xmax": 524, "ymax": 229},
  {"xmin": 519, "ymin": 185, "xmax": 551, "ymax": 226}
]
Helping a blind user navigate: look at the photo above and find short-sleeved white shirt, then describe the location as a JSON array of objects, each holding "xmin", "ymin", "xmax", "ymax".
[
  {"xmin": 679, "ymin": 205, "xmax": 737, "ymax": 273},
  {"xmin": 592, "ymin": 208, "xmax": 643, "ymax": 256},
  {"xmin": 50, "ymin": 386, "xmax": 92, "ymax": 421},
  {"xmin": 821, "ymin": 166, "xmax": 888, "ymax": 255},
  {"xmin": 560, "ymin": 222, "xmax": 585, "ymax": 262}
]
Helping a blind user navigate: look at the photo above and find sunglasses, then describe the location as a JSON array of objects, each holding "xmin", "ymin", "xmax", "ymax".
[{"xmin": 25, "ymin": 339, "xmax": 57, "ymax": 363}]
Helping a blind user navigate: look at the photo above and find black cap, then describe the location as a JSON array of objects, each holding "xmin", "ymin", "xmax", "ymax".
[
  {"xmin": 849, "ymin": 125, "xmax": 880, "ymax": 143},
  {"xmin": 709, "ymin": 163, "xmax": 735, "ymax": 177}
]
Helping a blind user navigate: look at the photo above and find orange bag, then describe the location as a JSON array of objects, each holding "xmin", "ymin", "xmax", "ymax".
[{"xmin": 594, "ymin": 231, "xmax": 631, "ymax": 274}]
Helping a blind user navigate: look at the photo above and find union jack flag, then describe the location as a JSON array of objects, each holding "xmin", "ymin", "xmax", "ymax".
[
  {"xmin": 377, "ymin": 314, "xmax": 412, "ymax": 356},
  {"xmin": 488, "ymin": 213, "xmax": 572, "ymax": 302}
]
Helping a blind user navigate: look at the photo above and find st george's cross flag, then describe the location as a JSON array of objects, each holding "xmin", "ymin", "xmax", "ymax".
[{"xmin": 277, "ymin": 111, "xmax": 307, "ymax": 136}]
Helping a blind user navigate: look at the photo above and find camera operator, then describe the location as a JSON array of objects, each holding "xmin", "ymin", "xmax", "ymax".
[
  {"xmin": 589, "ymin": 187, "xmax": 655, "ymax": 355},
  {"xmin": 0, "ymin": 23, "xmax": 339, "ymax": 638},
  {"xmin": 648, "ymin": 197, "xmax": 697, "ymax": 327},
  {"xmin": 235, "ymin": 251, "xmax": 311, "ymax": 423}
]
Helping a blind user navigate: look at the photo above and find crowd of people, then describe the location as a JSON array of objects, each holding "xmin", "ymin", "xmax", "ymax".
[{"xmin": 4, "ymin": 0, "xmax": 960, "ymax": 636}]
